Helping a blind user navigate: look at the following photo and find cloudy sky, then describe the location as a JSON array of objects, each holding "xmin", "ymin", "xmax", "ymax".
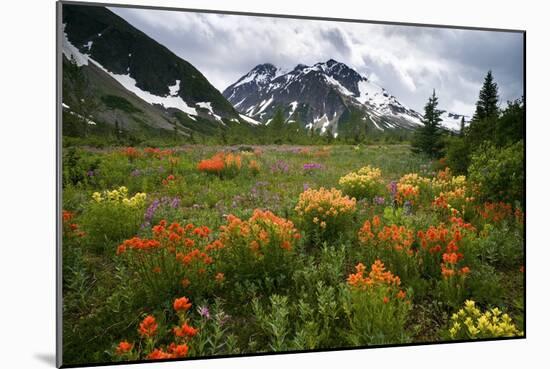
[{"xmin": 110, "ymin": 6, "xmax": 524, "ymax": 116}]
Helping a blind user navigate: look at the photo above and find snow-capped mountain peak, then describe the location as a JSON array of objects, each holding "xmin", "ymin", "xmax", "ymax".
[{"xmin": 223, "ymin": 59, "xmax": 425, "ymax": 134}]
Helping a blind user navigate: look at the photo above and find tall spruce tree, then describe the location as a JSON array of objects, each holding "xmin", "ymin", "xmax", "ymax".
[
  {"xmin": 411, "ymin": 89, "xmax": 445, "ymax": 158},
  {"xmin": 467, "ymin": 71, "xmax": 500, "ymax": 144},
  {"xmin": 459, "ymin": 116, "xmax": 465, "ymax": 137},
  {"xmin": 472, "ymin": 71, "xmax": 500, "ymax": 122}
]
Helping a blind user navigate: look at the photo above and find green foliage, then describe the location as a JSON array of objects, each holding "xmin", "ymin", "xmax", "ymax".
[
  {"xmin": 62, "ymin": 147, "xmax": 100, "ymax": 187},
  {"xmin": 468, "ymin": 141, "xmax": 524, "ymax": 204},
  {"xmin": 216, "ymin": 211, "xmax": 299, "ymax": 293},
  {"xmin": 79, "ymin": 195, "xmax": 145, "ymax": 254},
  {"xmin": 475, "ymin": 223, "xmax": 524, "ymax": 269},
  {"xmin": 472, "ymin": 71, "xmax": 500, "ymax": 123},
  {"xmin": 411, "ymin": 90, "xmax": 445, "ymax": 158},
  {"xmin": 467, "ymin": 264, "xmax": 505, "ymax": 307},
  {"xmin": 252, "ymin": 295, "xmax": 291, "ymax": 351},
  {"xmin": 343, "ymin": 279, "xmax": 412, "ymax": 344},
  {"xmin": 192, "ymin": 301, "xmax": 238, "ymax": 356},
  {"xmin": 445, "ymin": 135, "xmax": 471, "ymax": 174},
  {"xmin": 494, "ymin": 98, "xmax": 525, "ymax": 146},
  {"xmin": 444, "ymin": 72, "xmax": 524, "ymax": 177},
  {"xmin": 60, "ymin": 144, "xmax": 524, "ymax": 364}
]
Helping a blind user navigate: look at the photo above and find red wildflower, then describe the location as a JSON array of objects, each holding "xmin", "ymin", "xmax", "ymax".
[
  {"xmin": 173, "ymin": 323, "xmax": 198, "ymax": 338},
  {"xmin": 115, "ymin": 341, "xmax": 133, "ymax": 355},
  {"xmin": 168, "ymin": 343, "xmax": 189, "ymax": 358},
  {"xmin": 173, "ymin": 296, "xmax": 192, "ymax": 312},
  {"xmin": 147, "ymin": 348, "xmax": 171, "ymax": 360},
  {"xmin": 138, "ymin": 315, "xmax": 158, "ymax": 338}
]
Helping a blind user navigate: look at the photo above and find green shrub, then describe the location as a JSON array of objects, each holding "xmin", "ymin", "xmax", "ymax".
[
  {"xmin": 475, "ymin": 223, "xmax": 524, "ymax": 269},
  {"xmin": 343, "ymin": 260, "xmax": 412, "ymax": 345},
  {"xmin": 467, "ymin": 264, "xmax": 505, "ymax": 306},
  {"xmin": 445, "ymin": 136, "xmax": 471, "ymax": 175},
  {"xmin": 338, "ymin": 166, "xmax": 384, "ymax": 200},
  {"xmin": 217, "ymin": 210, "xmax": 300, "ymax": 290},
  {"xmin": 468, "ymin": 141, "xmax": 524, "ymax": 204},
  {"xmin": 294, "ymin": 187, "xmax": 357, "ymax": 245},
  {"xmin": 79, "ymin": 186, "xmax": 146, "ymax": 253}
]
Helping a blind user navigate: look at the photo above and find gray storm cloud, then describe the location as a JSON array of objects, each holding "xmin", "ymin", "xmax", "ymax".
[{"xmin": 110, "ymin": 6, "xmax": 523, "ymax": 116}]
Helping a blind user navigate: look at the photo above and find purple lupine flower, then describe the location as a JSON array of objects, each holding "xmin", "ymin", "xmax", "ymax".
[
  {"xmin": 303, "ymin": 183, "xmax": 310, "ymax": 191},
  {"xmin": 142, "ymin": 197, "xmax": 180, "ymax": 228},
  {"xmin": 270, "ymin": 160, "xmax": 289, "ymax": 174},
  {"xmin": 170, "ymin": 197, "xmax": 180, "ymax": 208},
  {"xmin": 303, "ymin": 163, "xmax": 323, "ymax": 170},
  {"xmin": 373, "ymin": 196, "xmax": 385, "ymax": 205},
  {"xmin": 389, "ymin": 181, "xmax": 398, "ymax": 198},
  {"xmin": 87, "ymin": 170, "xmax": 95, "ymax": 177},
  {"xmin": 198, "ymin": 305, "xmax": 210, "ymax": 319},
  {"xmin": 142, "ymin": 199, "xmax": 160, "ymax": 228},
  {"xmin": 130, "ymin": 169, "xmax": 141, "ymax": 177}
]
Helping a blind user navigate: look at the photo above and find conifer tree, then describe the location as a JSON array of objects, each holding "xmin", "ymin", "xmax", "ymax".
[
  {"xmin": 459, "ymin": 116, "xmax": 465, "ymax": 137},
  {"xmin": 472, "ymin": 71, "xmax": 500, "ymax": 122},
  {"xmin": 468, "ymin": 71, "xmax": 500, "ymax": 144},
  {"xmin": 411, "ymin": 89, "xmax": 445, "ymax": 158}
]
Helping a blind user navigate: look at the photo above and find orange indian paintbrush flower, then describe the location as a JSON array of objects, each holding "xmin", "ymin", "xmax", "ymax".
[
  {"xmin": 173, "ymin": 297, "xmax": 192, "ymax": 312},
  {"xmin": 138, "ymin": 315, "xmax": 158, "ymax": 338}
]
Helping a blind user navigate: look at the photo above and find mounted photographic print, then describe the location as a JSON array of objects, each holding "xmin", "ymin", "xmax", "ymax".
[{"xmin": 57, "ymin": 1, "xmax": 526, "ymax": 367}]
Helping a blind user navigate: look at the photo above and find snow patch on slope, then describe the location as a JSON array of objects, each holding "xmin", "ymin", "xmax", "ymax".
[
  {"xmin": 62, "ymin": 26, "xmax": 198, "ymax": 117},
  {"xmin": 256, "ymin": 96, "xmax": 274, "ymax": 115},
  {"xmin": 239, "ymin": 114, "xmax": 262, "ymax": 125},
  {"xmin": 196, "ymin": 102, "xmax": 223, "ymax": 123},
  {"xmin": 168, "ymin": 80, "xmax": 180, "ymax": 96},
  {"xmin": 288, "ymin": 101, "xmax": 298, "ymax": 117},
  {"xmin": 62, "ymin": 24, "xmax": 89, "ymax": 66}
]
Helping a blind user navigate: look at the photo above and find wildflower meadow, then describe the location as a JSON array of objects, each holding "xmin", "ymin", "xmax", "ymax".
[{"xmin": 61, "ymin": 144, "xmax": 524, "ymax": 364}]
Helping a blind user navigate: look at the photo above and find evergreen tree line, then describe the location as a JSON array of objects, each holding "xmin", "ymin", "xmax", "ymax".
[{"xmin": 410, "ymin": 71, "xmax": 525, "ymax": 174}]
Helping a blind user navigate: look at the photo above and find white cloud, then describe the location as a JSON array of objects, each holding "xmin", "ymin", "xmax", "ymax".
[{"xmin": 109, "ymin": 6, "xmax": 523, "ymax": 115}]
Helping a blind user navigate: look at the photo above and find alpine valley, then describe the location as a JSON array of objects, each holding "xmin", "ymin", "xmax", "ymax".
[{"xmin": 61, "ymin": 5, "xmax": 466, "ymax": 141}]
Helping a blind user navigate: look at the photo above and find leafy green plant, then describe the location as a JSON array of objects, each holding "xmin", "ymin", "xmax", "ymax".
[
  {"xmin": 344, "ymin": 260, "xmax": 412, "ymax": 345},
  {"xmin": 468, "ymin": 141, "xmax": 524, "ymax": 204},
  {"xmin": 79, "ymin": 187, "xmax": 146, "ymax": 253}
]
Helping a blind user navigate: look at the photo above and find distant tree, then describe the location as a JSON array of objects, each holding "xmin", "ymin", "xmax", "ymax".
[
  {"xmin": 188, "ymin": 131, "xmax": 196, "ymax": 144},
  {"xmin": 219, "ymin": 128, "xmax": 228, "ymax": 145},
  {"xmin": 445, "ymin": 73, "xmax": 523, "ymax": 175},
  {"xmin": 459, "ymin": 116, "xmax": 465, "ymax": 137},
  {"xmin": 114, "ymin": 119, "xmax": 121, "ymax": 142},
  {"xmin": 268, "ymin": 108, "xmax": 286, "ymax": 144},
  {"xmin": 411, "ymin": 89, "xmax": 445, "ymax": 158}
]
